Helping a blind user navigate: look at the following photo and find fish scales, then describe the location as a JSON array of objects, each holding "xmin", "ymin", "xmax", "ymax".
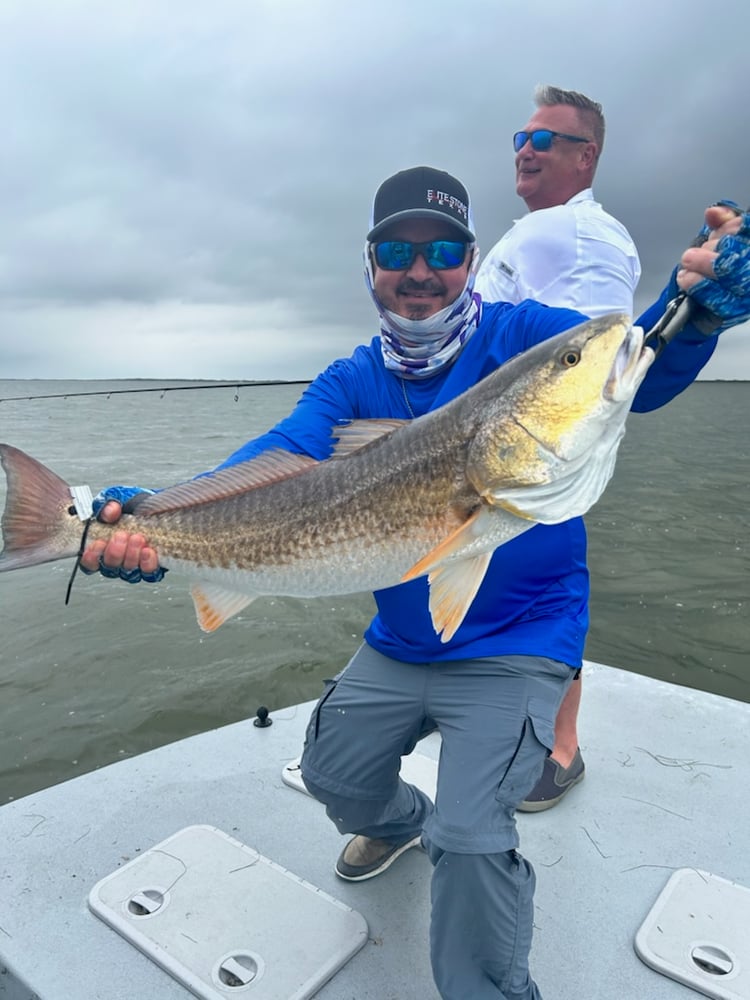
[
  {"xmin": 0, "ymin": 313, "xmax": 655, "ymax": 639},
  {"xmin": 117, "ymin": 410, "xmax": 480, "ymax": 590}
]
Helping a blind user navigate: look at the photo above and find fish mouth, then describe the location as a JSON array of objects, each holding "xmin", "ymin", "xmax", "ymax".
[{"xmin": 605, "ymin": 323, "xmax": 655, "ymax": 401}]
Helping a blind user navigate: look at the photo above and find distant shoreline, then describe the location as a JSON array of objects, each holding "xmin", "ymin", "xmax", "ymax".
[
  {"xmin": 0, "ymin": 377, "xmax": 745, "ymax": 384},
  {"xmin": 0, "ymin": 377, "xmax": 312, "ymax": 385}
]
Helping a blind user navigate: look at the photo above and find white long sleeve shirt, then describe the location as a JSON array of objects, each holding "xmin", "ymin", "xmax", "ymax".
[{"xmin": 475, "ymin": 189, "xmax": 641, "ymax": 318}]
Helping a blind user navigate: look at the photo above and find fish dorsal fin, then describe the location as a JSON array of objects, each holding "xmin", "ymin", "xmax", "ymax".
[
  {"xmin": 427, "ymin": 552, "xmax": 493, "ymax": 643},
  {"xmin": 132, "ymin": 450, "xmax": 319, "ymax": 516},
  {"xmin": 190, "ymin": 583, "xmax": 256, "ymax": 632},
  {"xmin": 331, "ymin": 418, "xmax": 409, "ymax": 458}
]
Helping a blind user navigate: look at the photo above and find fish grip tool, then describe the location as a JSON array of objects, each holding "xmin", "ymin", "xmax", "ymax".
[{"xmin": 642, "ymin": 294, "xmax": 695, "ymax": 357}]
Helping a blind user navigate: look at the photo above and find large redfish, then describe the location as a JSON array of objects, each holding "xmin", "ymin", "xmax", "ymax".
[{"xmin": 0, "ymin": 313, "xmax": 653, "ymax": 641}]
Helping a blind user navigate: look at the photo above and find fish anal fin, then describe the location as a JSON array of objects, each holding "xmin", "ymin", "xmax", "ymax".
[
  {"xmin": 190, "ymin": 583, "xmax": 256, "ymax": 633},
  {"xmin": 428, "ymin": 552, "xmax": 493, "ymax": 643},
  {"xmin": 401, "ymin": 508, "xmax": 485, "ymax": 583}
]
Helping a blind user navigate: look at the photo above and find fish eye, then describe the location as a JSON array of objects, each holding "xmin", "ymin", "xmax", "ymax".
[{"xmin": 561, "ymin": 350, "xmax": 580, "ymax": 367}]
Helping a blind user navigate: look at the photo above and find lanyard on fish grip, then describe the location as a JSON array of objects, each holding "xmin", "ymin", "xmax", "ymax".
[{"xmin": 65, "ymin": 517, "xmax": 94, "ymax": 605}]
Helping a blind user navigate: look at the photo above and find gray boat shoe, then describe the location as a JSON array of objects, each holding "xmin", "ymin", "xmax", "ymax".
[
  {"xmin": 517, "ymin": 748, "xmax": 585, "ymax": 812},
  {"xmin": 335, "ymin": 834, "xmax": 423, "ymax": 881}
]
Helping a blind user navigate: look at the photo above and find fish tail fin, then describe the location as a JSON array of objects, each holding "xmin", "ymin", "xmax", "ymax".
[{"xmin": 0, "ymin": 444, "xmax": 83, "ymax": 571}]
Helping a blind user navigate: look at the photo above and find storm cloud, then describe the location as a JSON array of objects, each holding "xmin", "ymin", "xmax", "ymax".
[{"xmin": 1, "ymin": 0, "xmax": 748, "ymax": 380}]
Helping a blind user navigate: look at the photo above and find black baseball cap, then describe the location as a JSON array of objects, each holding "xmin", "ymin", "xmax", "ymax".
[{"xmin": 367, "ymin": 166, "xmax": 476, "ymax": 243}]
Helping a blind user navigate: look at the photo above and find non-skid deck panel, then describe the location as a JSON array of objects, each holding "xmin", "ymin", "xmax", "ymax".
[{"xmin": 1, "ymin": 662, "xmax": 749, "ymax": 1000}]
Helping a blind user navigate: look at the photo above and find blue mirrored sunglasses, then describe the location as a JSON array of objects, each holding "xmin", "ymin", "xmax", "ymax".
[
  {"xmin": 373, "ymin": 239, "xmax": 467, "ymax": 271},
  {"xmin": 513, "ymin": 129, "xmax": 591, "ymax": 153}
]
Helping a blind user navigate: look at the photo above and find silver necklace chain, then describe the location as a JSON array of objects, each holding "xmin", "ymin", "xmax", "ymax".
[{"xmin": 400, "ymin": 377, "xmax": 416, "ymax": 419}]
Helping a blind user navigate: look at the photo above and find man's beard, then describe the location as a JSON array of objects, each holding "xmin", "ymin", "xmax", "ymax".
[{"xmin": 397, "ymin": 278, "xmax": 446, "ymax": 320}]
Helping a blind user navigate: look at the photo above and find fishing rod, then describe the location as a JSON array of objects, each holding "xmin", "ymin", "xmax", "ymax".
[
  {"xmin": 4, "ymin": 205, "xmax": 742, "ymax": 403},
  {"xmin": 0, "ymin": 380, "xmax": 312, "ymax": 404},
  {"xmin": 0, "ymin": 296, "xmax": 717, "ymax": 402}
]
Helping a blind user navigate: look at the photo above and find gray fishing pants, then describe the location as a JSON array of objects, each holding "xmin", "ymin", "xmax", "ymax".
[{"xmin": 300, "ymin": 644, "xmax": 574, "ymax": 1000}]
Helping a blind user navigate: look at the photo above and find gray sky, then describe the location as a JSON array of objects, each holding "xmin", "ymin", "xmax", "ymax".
[{"xmin": 1, "ymin": 0, "xmax": 749, "ymax": 381}]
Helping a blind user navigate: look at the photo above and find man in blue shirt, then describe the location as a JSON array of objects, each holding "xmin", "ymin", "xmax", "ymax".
[{"xmin": 82, "ymin": 167, "xmax": 750, "ymax": 999}]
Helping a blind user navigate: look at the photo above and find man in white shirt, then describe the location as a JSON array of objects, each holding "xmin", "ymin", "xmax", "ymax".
[{"xmin": 476, "ymin": 85, "xmax": 641, "ymax": 810}]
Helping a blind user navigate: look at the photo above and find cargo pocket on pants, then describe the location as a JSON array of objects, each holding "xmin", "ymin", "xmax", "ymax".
[
  {"xmin": 304, "ymin": 675, "xmax": 340, "ymax": 746},
  {"xmin": 495, "ymin": 697, "xmax": 556, "ymax": 809}
]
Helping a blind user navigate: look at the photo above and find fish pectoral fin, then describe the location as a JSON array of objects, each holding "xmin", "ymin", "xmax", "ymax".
[
  {"xmin": 401, "ymin": 508, "xmax": 486, "ymax": 582},
  {"xmin": 427, "ymin": 552, "xmax": 493, "ymax": 643},
  {"xmin": 190, "ymin": 583, "xmax": 256, "ymax": 633},
  {"xmin": 400, "ymin": 509, "xmax": 493, "ymax": 643}
]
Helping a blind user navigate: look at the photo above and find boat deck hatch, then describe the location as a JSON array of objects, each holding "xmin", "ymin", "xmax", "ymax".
[
  {"xmin": 635, "ymin": 868, "xmax": 750, "ymax": 1000},
  {"xmin": 88, "ymin": 824, "xmax": 368, "ymax": 999}
]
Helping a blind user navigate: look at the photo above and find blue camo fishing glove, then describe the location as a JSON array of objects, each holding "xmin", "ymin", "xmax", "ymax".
[
  {"xmin": 672, "ymin": 200, "xmax": 750, "ymax": 335},
  {"xmin": 91, "ymin": 484, "xmax": 154, "ymax": 517},
  {"xmin": 84, "ymin": 485, "xmax": 167, "ymax": 584}
]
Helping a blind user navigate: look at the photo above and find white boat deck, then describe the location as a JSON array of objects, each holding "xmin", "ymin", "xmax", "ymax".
[{"xmin": 0, "ymin": 660, "xmax": 747, "ymax": 1000}]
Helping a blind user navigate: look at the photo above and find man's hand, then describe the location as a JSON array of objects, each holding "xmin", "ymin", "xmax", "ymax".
[
  {"xmin": 676, "ymin": 202, "xmax": 750, "ymax": 333},
  {"xmin": 80, "ymin": 498, "xmax": 164, "ymax": 583}
]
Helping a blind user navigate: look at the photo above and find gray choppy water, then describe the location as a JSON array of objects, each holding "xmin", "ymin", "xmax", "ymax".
[{"xmin": 0, "ymin": 378, "xmax": 747, "ymax": 803}]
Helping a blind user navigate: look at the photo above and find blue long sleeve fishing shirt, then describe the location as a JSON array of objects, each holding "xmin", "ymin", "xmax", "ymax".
[{"xmin": 216, "ymin": 293, "xmax": 717, "ymax": 667}]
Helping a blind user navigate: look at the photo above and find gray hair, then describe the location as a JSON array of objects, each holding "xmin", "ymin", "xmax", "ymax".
[{"xmin": 533, "ymin": 84, "xmax": 605, "ymax": 154}]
